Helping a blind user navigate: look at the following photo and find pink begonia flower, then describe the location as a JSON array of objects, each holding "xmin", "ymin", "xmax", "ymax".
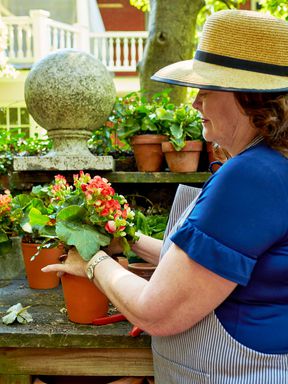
[{"xmin": 105, "ymin": 220, "xmax": 117, "ymax": 233}]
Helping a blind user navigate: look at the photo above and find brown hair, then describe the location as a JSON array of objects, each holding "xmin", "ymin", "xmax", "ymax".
[{"xmin": 234, "ymin": 92, "xmax": 288, "ymax": 157}]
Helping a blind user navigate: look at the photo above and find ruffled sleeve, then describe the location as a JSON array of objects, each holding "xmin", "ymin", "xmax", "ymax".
[{"xmin": 171, "ymin": 224, "xmax": 257, "ymax": 286}]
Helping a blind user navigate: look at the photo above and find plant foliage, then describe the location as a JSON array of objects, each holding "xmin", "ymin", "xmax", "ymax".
[
  {"xmin": 0, "ymin": 129, "xmax": 52, "ymax": 176},
  {"xmin": 104, "ymin": 90, "xmax": 203, "ymax": 151},
  {"xmin": 9, "ymin": 172, "xmax": 140, "ymax": 261}
]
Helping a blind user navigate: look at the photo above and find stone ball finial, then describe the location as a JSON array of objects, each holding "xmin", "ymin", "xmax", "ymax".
[{"xmin": 24, "ymin": 49, "xmax": 116, "ymax": 131}]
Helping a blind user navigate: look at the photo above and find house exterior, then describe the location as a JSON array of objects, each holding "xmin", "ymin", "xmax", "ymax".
[{"xmin": 0, "ymin": 0, "xmax": 147, "ymax": 135}]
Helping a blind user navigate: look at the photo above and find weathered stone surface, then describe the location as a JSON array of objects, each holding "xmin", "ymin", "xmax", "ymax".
[
  {"xmin": 13, "ymin": 155, "xmax": 115, "ymax": 171},
  {"xmin": 0, "ymin": 237, "xmax": 24, "ymax": 281},
  {"xmin": 25, "ymin": 49, "xmax": 116, "ymax": 131},
  {"xmin": 0, "ymin": 278, "xmax": 151, "ymax": 349},
  {"xmin": 19, "ymin": 49, "xmax": 117, "ymax": 171}
]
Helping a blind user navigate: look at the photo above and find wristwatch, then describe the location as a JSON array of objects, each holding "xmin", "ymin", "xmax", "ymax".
[{"xmin": 87, "ymin": 252, "xmax": 110, "ymax": 280}]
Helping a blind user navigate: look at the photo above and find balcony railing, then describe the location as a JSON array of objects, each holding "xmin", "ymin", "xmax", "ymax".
[{"xmin": 3, "ymin": 9, "xmax": 148, "ymax": 72}]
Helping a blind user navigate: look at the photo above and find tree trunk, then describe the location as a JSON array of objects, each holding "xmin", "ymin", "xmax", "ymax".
[{"xmin": 138, "ymin": 0, "xmax": 204, "ymax": 104}]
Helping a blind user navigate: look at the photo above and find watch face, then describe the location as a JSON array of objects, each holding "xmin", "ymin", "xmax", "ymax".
[{"xmin": 87, "ymin": 265, "xmax": 94, "ymax": 280}]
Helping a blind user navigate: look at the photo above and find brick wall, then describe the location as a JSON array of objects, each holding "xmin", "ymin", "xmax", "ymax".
[{"xmin": 97, "ymin": 0, "xmax": 146, "ymax": 31}]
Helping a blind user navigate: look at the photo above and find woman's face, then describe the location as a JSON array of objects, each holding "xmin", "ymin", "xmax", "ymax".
[{"xmin": 192, "ymin": 90, "xmax": 253, "ymax": 155}]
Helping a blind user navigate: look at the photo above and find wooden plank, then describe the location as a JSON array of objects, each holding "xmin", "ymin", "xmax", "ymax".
[
  {"xmin": 0, "ymin": 374, "xmax": 32, "ymax": 384},
  {"xmin": 0, "ymin": 348, "xmax": 154, "ymax": 377}
]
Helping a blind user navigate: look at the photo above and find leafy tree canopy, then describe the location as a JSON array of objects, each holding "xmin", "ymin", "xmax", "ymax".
[
  {"xmin": 130, "ymin": 0, "xmax": 288, "ymax": 20},
  {"xmin": 130, "ymin": 0, "xmax": 150, "ymax": 12},
  {"xmin": 259, "ymin": 0, "xmax": 288, "ymax": 20}
]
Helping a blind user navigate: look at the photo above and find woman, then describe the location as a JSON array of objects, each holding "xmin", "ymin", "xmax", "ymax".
[{"xmin": 43, "ymin": 10, "xmax": 288, "ymax": 383}]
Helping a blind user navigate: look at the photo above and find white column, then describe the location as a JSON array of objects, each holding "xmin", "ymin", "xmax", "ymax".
[
  {"xmin": 76, "ymin": 0, "xmax": 89, "ymax": 28},
  {"xmin": 74, "ymin": 0, "xmax": 89, "ymax": 52},
  {"xmin": 29, "ymin": 9, "xmax": 50, "ymax": 60}
]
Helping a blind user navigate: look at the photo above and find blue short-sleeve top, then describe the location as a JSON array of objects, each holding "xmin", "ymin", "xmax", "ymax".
[{"xmin": 171, "ymin": 142, "xmax": 288, "ymax": 354}]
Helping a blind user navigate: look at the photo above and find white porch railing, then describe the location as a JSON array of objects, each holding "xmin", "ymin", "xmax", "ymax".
[
  {"xmin": 2, "ymin": 9, "xmax": 148, "ymax": 72},
  {"xmin": 90, "ymin": 31, "xmax": 147, "ymax": 72}
]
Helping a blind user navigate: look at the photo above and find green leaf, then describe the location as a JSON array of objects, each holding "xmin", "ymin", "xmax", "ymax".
[
  {"xmin": 155, "ymin": 107, "xmax": 174, "ymax": 121},
  {"xmin": 39, "ymin": 225, "xmax": 57, "ymax": 238},
  {"xmin": 56, "ymin": 205, "xmax": 86, "ymax": 221},
  {"xmin": 17, "ymin": 310, "xmax": 33, "ymax": 324},
  {"xmin": 2, "ymin": 303, "xmax": 33, "ymax": 325},
  {"xmin": 12, "ymin": 194, "xmax": 32, "ymax": 210},
  {"xmin": 117, "ymin": 124, "xmax": 140, "ymax": 140},
  {"xmin": 135, "ymin": 210, "xmax": 149, "ymax": 235},
  {"xmin": 141, "ymin": 117, "xmax": 158, "ymax": 132},
  {"xmin": 29, "ymin": 198, "xmax": 50, "ymax": 214},
  {"xmin": 169, "ymin": 123, "xmax": 183, "ymax": 140},
  {"xmin": 56, "ymin": 221, "xmax": 111, "ymax": 261},
  {"xmin": 28, "ymin": 207, "xmax": 50, "ymax": 227},
  {"xmin": 0, "ymin": 230, "xmax": 9, "ymax": 244},
  {"xmin": 2, "ymin": 311, "xmax": 17, "ymax": 325},
  {"xmin": 170, "ymin": 137, "xmax": 186, "ymax": 151}
]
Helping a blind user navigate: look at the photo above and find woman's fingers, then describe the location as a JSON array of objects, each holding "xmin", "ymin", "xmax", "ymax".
[
  {"xmin": 42, "ymin": 248, "xmax": 88, "ymax": 278},
  {"xmin": 41, "ymin": 263, "xmax": 67, "ymax": 273}
]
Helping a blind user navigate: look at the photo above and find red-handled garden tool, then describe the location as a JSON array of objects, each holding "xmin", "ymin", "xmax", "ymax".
[
  {"xmin": 92, "ymin": 313, "xmax": 126, "ymax": 325},
  {"xmin": 92, "ymin": 313, "xmax": 143, "ymax": 336}
]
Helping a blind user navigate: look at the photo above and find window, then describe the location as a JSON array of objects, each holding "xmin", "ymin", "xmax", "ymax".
[{"xmin": 0, "ymin": 107, "xmax": 31, "ymax": 137}]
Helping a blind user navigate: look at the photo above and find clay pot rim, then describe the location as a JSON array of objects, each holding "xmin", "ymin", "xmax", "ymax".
[
  {"xmin": 131, "ymin": 134, "xmax": 168, "ymax": 145},
  {"xmin": 21, "ymin": 241, "xmax": 43, "ymax": 247},
  {"xmin": 206, "ymin": 141, "xmax": 216, "ymax": 152},
  {"xmin": 128, "ymin": 262, "xmax": 156, "ymax": 271},
  {"xmin": 162, "ymin": 140, "xmax": 203, "ymax": 153}
]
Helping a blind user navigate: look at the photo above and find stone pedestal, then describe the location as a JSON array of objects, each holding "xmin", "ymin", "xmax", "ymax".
[
  {"xmin": 14, "ymin": 49, "xmax": 116, "ymax": 171},
  {"xmin": 0, "ymin": 237, "xmax": 24, "ymax": 281}
]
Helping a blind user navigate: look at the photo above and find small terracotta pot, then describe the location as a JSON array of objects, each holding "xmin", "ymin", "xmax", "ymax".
[
  {"xmin": 206, "ymin": 142, "xmax": 217, "ymax": 164},
  {"xmin": 162, "ymin": 140, "xmax": 203, "ymax": 173},
  {"xmin": 131, "ymin": 134, "xmax": 168, "ymax": 172},
  {"xmin": 21, "ymin": 242, "xmax": 63, "ymax": 289},
  {"xmin": 61, "ymin": 274, "xmax": 109, "ymax": 324},
  {"xmin": 117, "ymin": 256, "xmax": 129, "ymax": 269},
  {"xmin": 128, "ymin": 262, "xmax": 156, "ymax": 280}
]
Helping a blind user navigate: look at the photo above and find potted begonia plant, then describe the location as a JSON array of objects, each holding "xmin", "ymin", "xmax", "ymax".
[
  {"xmin": 9, "ymin": 189, "xmax": 64, "ymax": 289},
  {"xmin": 23, "ymin": 172, "xmax": 139, "ymax": 323}
]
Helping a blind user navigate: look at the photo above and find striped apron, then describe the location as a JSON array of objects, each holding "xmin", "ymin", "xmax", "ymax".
[{"xmin": 152, "ymin": 184, "xmax": 288, "ymax": 383}]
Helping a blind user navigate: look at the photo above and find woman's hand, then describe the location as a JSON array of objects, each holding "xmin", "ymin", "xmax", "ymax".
[
  {"xmin": 41, "ymin": 248, "xmax": 88, "ymax": 278},
  {"xmin": 104, "ymin": 237, "xmax": 124, "ymax": 256}
]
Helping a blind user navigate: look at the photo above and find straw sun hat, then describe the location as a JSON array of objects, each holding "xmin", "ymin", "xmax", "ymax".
[{"xmin": 152, "ymin": 10, "xmax": 288, "ymax": 92}]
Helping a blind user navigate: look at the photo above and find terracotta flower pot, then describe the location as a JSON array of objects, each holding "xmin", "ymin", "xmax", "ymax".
[
  {"xmin": 117, "ymin": 256, "xmax": 129, "ymax": 269},
  {"xmin": 206, "ymin": 142, "xmax": 228, "ymax": 172},
  {"xmin": 206, "ymin": 142, "xmax": 221, "ymax": 172},
  {"xmin": 61, "ymin": 274, "xmax": 109, "ymax": 324},
  {"xmin": 131, "ymin": 134, "xmax": 168, "ymax": 172},
  {"xmin": 162, "ymin": 140, "xmax": 203, "ymax": 173},
  {"xmin": 206, "ymin": 142, "xmax": 217, "ymax": 164},
  {"xmin": 21, "ymin": 242, "xmax": 63, "ymax": 289},
  {"xmin": 128, "ymin": 262, "xmax": 156, "ymax": 280}
]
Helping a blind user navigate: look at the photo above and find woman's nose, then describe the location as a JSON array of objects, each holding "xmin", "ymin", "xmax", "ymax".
[
  {"xmin": 192, "ymin": 97, "xmax": 200, "ymax": 111},
  {"xmin": 192, "ymin": 92, "xmax": 201, "ymax": 111}
]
